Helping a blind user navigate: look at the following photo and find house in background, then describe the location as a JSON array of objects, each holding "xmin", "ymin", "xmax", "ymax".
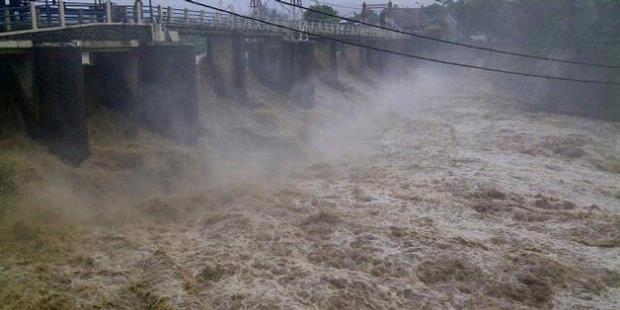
[{"xmin": 376, "ymin": 2, "xmax": 457, "ymax": 39}]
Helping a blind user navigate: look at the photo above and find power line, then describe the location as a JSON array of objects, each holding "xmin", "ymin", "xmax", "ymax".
[
  {"xmin": 276, "ymin": 0, "xmax": 620, "ymax": 69},
  {"xmin": 184, "ymin": 0, "xmax": 620, "ymax": 85}
]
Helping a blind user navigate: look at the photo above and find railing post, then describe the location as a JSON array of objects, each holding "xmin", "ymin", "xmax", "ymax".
[
  {"xmin": 183, "ymin": 8, "xmax": 188, "ymax": 24},
  {"xmin": 136, "ymin": 0, "xmax": 143, "ymax": 24},
  {"xmin": 58, "ymin": 0, "xmax": 66, "ymax": 27},
  {"xmin": 4, "ymin": 9, "xmax": 11, "ymax": 32},
  {"xmin": 30, "ymin": 2, "xmax": 38, "ymax": 30},
  {"xmin": 77, "ymin": 9, "xmax": 83, "ymax": 24},
  {"xmin": 200, "ymin": 10, "xmax": 204, "ymax": 24},
  {"xmin": 166, "ymin": 6, "xmax": 171, "ymax": 24},
  {"xmin": 106, "ymin": 1, "xmax": 112, "ymax": 23},
  {"xmin": 157, "ymin": 5, "xmax": 161, "ymax": 23}
]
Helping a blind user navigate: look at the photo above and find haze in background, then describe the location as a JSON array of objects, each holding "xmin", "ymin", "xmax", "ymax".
[{"xmin": 116, "ymin": 0, "xmax": 438, "ymax": 15}]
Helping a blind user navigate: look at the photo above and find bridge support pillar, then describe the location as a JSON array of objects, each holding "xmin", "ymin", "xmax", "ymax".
[
  {"xmin": 34, "ymin": 47, "xmax": 90, "ymax": 165},
  {"xmin": 247, "ymin": 38, "xmax": 276, "ymax": 89},
  {"xmin": 282, "ymin": 41, "xmax": 315, "ymax": 108},
  {"xmin": 341, "ymin": 42, "xmax": 368, "ymax": 76},
  {"xmin": 314, "ymin": 39, "xmax": 340, "ymax": 87},
  {"xmin": 0, "ymin": 54, "xmax": 36, "ymax": 136},
  {"xmin": 248, "ymin": 38, "xmax": 315, "ymax": 108},
  {"xmin": 205, "ymin": 33, "xmax": 247, "ymax": 100},
  {"xmin": 87, "ymin": 52, "xmax": 140, "ymax": 112},
  {"xmin": 366, "ymin": 39, "xmax": 387, "ymax": 74},
  {"xmin": 138, "ymin": 45, "xmax": 200, "ymax": 144},
  {"xmin": 385, "ymin": 39, "xmax": 413, "ymax": 75},
  {"xmin": 314, "ymin": 40, "xmax": 338, "ymax": 74}
]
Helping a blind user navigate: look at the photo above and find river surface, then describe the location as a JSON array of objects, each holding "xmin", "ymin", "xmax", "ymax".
[{"xmin": 2, "ymin": 68, "xmax": 619, "ymax": 309}]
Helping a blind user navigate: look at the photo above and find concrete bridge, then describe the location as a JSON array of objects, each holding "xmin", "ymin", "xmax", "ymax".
[{"xmin": 0, "ymin": 0, "xmax": 413, "ymax": 165}]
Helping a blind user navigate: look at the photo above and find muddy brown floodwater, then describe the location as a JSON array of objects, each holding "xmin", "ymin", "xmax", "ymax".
[{"xmin": 1, "ymin": 68, "xmax": 619, "ymax": 309}]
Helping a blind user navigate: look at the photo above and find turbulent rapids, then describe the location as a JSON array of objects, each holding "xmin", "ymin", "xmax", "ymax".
[{"xmin": 0, "ymin": 66, "xmax": 618, "ymax": 309}]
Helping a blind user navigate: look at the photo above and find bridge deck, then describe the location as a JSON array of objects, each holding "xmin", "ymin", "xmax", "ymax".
[{"xmin": 0, "ymin": 0, "xmax": 396, "ymax": 42}]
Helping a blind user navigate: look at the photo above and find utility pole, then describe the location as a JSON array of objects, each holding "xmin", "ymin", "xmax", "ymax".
[
  {"xmin": 250, "ymin": 0, "xmax": 261, "ymax": 17},
  {"xmin": 147, "ymin": 0, "xmax": 152, "ymax": 22},
  {"xmin": 385, "ymin": 0, "xmax": 393, "ymax": 27},
  {"xmin": 290, "ymin": 0, "xmax": 301, "ymax": 20},
  {"xmin": 361, "ymin": 2, "xmax": 368, "ymax": 23}
]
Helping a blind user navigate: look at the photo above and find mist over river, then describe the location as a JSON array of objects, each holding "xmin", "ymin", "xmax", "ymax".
[{"xmin": 1, "ymin": 63, "xmax": 619, "ymax": 309}]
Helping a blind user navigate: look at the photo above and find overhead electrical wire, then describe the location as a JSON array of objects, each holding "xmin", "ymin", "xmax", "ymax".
[
  {"xmin": 184, "ymin": 0, "xmax": 620, "ymax": 85},
  {"xmin": 276, "ymin": 0, "xmax": 620, "ymax": 69}
]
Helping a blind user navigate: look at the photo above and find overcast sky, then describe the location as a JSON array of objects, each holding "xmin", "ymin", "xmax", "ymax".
[{"xmin": 143, "ymin": 0, "xmax": 439, "ymax": 16}]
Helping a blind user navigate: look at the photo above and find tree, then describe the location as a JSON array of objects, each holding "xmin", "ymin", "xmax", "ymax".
[
  {"xmin": 303, "ymin": 5, "xmax": 339, "ymax": 23},
  {"xmin": 443, "ymin": 0, "xmax": 620, "ymax": 120},
  {"xmin": 255, "ymin": 6, "xmax": 289, "ymax": 20},
  {"xmin": 267, "ymin": 8, "xmax": 289, "ymax": 20},
  {"xmin": 352, "ymin": 9, "xmax": 380, "ymax": 25}
]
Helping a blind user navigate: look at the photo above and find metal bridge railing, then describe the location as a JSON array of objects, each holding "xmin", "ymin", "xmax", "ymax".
[
  {"xmin": 0, "ymin": 0, "xmax": 396, "ymax": 38},
  {"xmin": 1, "ymin": 4, "xmax": 34, "ymax": 32}
]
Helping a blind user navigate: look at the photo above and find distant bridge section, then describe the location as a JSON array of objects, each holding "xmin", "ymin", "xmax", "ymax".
[
  {"xmin": 0, "ymin": 0, "xmax": 397, "ymax": 41},
  {"xmin": 0, "ymin": 0, "xmax": 410, "ymax": 165}
]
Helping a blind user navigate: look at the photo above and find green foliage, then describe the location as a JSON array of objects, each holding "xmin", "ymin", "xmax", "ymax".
[
  {"xmin": 445, "ymin": 0, "xmax": 620, "ymax": 120},
  {"xmin": 255, "ymin": 6, "xmax": 289, "ymax": 20},
  {"xmin": 447, "ymin": 0, "xmax": 620, "ymax": 50},
  {"xmin": 352, "ymin": 10, "xmax": 380, "ymax": 25},
  {"xmin": 303, "ymin": 5, "xmax": 339, "ymax": 22}
]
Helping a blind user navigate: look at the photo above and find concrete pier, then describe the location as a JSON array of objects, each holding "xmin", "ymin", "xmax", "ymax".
[
  {"xmin": 384, "ymin": 39, "xmax": 415, "ymax": 75},
  {"xmin": 34, "ymin": 47, "xmax": 90, "ymax": 165},
  {"xmin": 249, "ymin": 39, "xmax": 316, "ymax": 108},
  {"xmin": 0, "ymin": 54, "xmax": 31, "ymax": 135},
  {"xmin": 205, "ymin": 33, "xmax": 247, "ymax": 100},
  {"xmin": 281, "ymin": 41, "xmax": 315, "ymax": 108},
  {"xmin": 139, "ymin": 45, "xmax": 200, "ymax": 144},
  {"xmin": 247, "ymin": 37, "xmax": 280, "ymax": 91},
  {"xmin": 366, "ymin": 39, "xmax": 387, "ymax": 74},
  {"xmin": 85, "ymin": 47, "xmax": 199, "ymax": 144},
  {"xmin": 314, "ymin": 40, "xmax": 340, "ymax": 87},
  {"xmin": 87, "ymin": 52, "xmax": 140, "ymax": 112},
  {"xmin": 342, "ymin": 42, "xmax": 367, "ymax": 76},
  {"xmin": 314, "ymin": 40, "xmax": 338, "ymax": 74}
]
